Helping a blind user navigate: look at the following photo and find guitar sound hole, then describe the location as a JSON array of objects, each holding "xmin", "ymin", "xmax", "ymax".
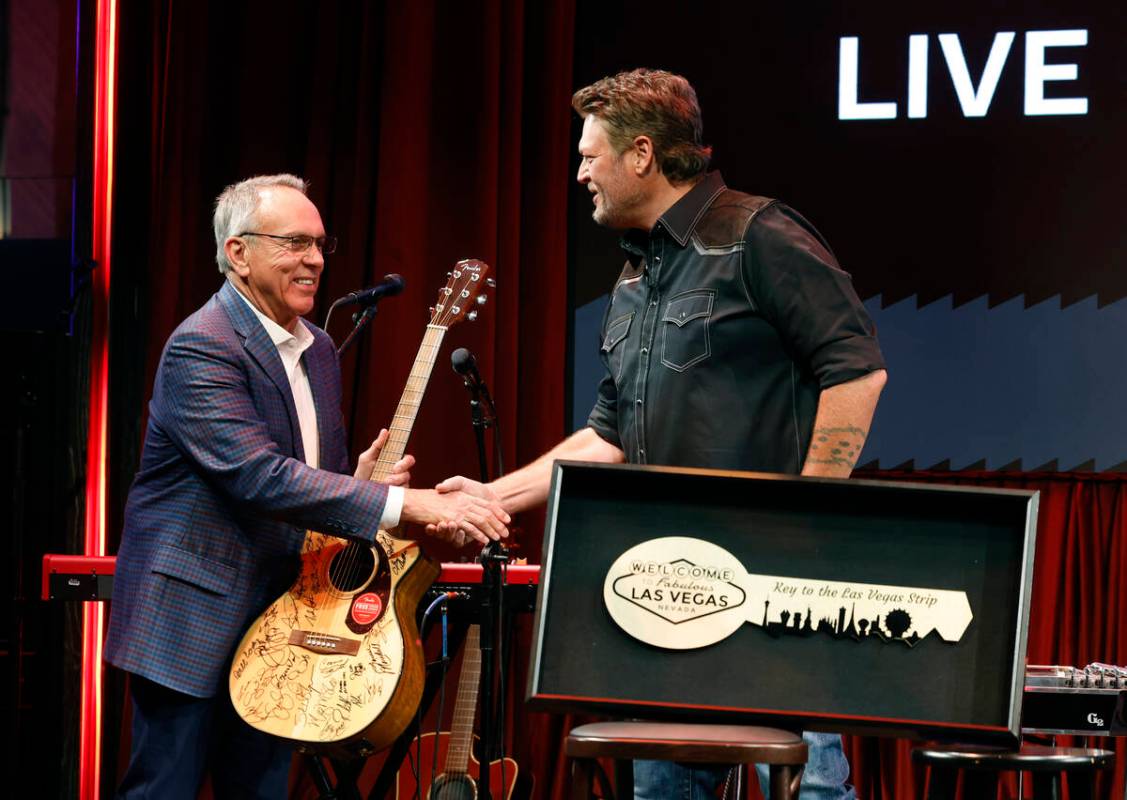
[
  {"xmin": 328, "ymin": 542, "xmax": 377, "ymax": 592},
  {"xmin": 429, "ymin": 773, "xmax": 476, "ymax": 800}
]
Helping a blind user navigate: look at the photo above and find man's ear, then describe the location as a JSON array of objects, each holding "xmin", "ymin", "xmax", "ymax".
[
  {"xmin": 225, "ymin": 236, "xmax": 251, "ymax": 277},
  {"xmin": 631, "ymin": 135, "xmax": 655, "ymax": 175}
]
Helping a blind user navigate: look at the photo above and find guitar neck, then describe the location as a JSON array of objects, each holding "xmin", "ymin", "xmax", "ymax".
[
  {"xmin": 370, "ymin": 324, "xmax": 446, "ymax": 482},
  {"xmin": 444, "ymin": 624, "xmax": 482, "ymax": 774}
]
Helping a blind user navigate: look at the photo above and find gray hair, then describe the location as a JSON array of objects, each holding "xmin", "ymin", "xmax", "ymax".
[{"xmin": 213, "ymin": 173, "xmax": 309, "ymax": 274}]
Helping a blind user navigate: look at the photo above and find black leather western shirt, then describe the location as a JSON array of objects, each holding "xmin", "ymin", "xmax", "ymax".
[{"xmin": 586, "ymin": 171, "xmax": 885, "ymax": 474}]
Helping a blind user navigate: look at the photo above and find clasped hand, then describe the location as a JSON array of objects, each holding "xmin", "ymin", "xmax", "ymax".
[{"xmin": 355, "ymin": 430, "xmax": 509, "ymax": 546}]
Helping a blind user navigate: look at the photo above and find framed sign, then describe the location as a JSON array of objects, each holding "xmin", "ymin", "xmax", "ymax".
[{"xmin": 527, "ymin": 462, "xmax": 1038, "ymax": 745}]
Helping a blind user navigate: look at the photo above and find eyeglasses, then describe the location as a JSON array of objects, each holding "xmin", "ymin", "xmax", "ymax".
[{"xmin": 238, "ymin": 232, "xmax": 338, "ymax": 255}]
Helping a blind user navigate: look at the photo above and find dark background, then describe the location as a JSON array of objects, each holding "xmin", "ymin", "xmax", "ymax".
[
  {"xmin": 569, "ymin": 2, "xmax": 1125, "ymax": 307},
  {"xmin": 566, "ymin": 2, "xmax": 1127, "ymax": 472}
]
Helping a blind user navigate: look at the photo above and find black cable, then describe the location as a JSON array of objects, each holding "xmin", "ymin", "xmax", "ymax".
[
  {"xmin": 411, "ymin": 681, "xmax": 422, "ymax": 800},
  {"xmin": 322, "ymin": 294, "xmax": 347, "ymax": 334},
  {"xmin": 431, "ymin": 603, "xmax": 449, "ymax": 795},
  {"xmin": 415, "ymin": 593, "xmax": 453, "ymax": 800},
  {"xmin": 406, "ymin": 746, "xmax": 419, "ymax": 800},
  {"xmin": 497, "ymin": 559, "xmax": 507, "ymax": 795}
]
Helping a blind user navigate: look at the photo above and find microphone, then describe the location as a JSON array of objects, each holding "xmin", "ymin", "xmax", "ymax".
[
  {"xmin": 451, "ymin": 347, "xmax": 481, "ymax": 386},
  {"xmin": 344, "ymin": 274, "xmax": 405, "ymax": 308},
  {"xmin": 452, "ymin": 347, "xmax": 505, "ymax": 478}
]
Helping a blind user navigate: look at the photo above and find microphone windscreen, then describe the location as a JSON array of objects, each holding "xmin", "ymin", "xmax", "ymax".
[
  {"xmin": 451, "ymin": 347, "xmax": 475, "ymax": 376},
  {"xmin": 383, "ymin": 274, "xmax": 406, "ymax": 296}
]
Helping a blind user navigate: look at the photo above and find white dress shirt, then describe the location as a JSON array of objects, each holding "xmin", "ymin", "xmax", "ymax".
[{"xmin": 231, "ymin": 281, "xmax": 403, "ymax": 527}]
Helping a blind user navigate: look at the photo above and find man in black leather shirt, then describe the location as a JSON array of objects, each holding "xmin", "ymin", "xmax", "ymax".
[{"xmin": 437, "ymin": 68, "xmax": 887, "ymax": 799}]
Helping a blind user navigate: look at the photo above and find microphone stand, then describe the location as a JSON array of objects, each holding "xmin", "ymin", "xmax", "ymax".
[
  {"xmin": 327, "ymin": 275, "xmax": 405, "ymax": 356},
  {"xmin": 458, "ymin": 361, "xmax": 505, "ymax": 800},
  {"xmin": 334, "ymin": 302, "xmax": 381, "ymax": 357},
  {"xmin": 467, "ymin": 388, "xmax": 490, "ymax": 485}
]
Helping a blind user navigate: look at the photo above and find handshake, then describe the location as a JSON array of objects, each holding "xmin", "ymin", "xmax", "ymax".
[{"xmin": 355, "ymin": 429, "xmax": 507, "ymax": 547}]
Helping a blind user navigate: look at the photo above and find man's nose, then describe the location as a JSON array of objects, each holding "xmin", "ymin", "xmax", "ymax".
[
  {"xmin": 303, "ymin": 246, "xmax": 325, "ymax": 267},
  {"xmin": 577, "ymin": 162, "xmax": 590, "ymax": 184}
]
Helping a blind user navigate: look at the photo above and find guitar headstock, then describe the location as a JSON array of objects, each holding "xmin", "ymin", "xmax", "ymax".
[{"xmin": 429, "ymin": 259, "xmax": 494, "ymax": 330}]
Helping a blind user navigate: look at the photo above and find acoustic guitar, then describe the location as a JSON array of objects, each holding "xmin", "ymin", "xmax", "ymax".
[
  {"xmin": 395, "ymin": 624, "xmax": 519, "ymax": 799},
  {"xmin": 228, "ymin": 260, "xmax": 493, "ymax": 758}
]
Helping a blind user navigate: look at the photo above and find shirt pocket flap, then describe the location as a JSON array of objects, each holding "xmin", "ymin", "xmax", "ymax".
[
  {"xmin": 601, "ymin": 312, "xmax": 634, "ymax": 351},
  {"xmin": 663, "ymin": 291, "xmax": 714, "ymax": 327},
  {"xmin": 151, "ymin": 544, "xmax": 236, "ymax": 596}
]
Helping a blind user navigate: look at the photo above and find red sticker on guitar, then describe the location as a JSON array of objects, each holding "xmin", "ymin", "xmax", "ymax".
[{"xmin": 351, "ymin": 593, "xmax": 383, "ymax": 625}]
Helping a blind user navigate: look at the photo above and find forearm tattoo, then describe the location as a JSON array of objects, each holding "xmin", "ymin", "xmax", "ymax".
[{"xmin": 806, "ymin": 425, "xmax": 868, "ymax": 468}]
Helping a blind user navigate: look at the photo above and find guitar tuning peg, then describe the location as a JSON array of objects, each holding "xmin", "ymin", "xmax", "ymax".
[
  {"xmin": 428, "ymin": 306, "xmax": 435, "ymax": 315},
  {"xmin": 476, "ymin": 294, "xmax": 487, "ymax": 305},
  {"xmin": 467, "ymin": 310, "xmax": 478, "ymax": 321},
  {"xmin": 486, "ymin": 278, "xmax": 497, "ymax": 288},
  {"xmin": 446, "ymin": 271, "xmax": 453, "ymax": 278}
]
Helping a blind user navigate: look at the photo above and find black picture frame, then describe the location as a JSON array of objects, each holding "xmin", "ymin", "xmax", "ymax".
[{"xmin": 527, "ymin": 462, "xmax": 1038, "ymax": 746}]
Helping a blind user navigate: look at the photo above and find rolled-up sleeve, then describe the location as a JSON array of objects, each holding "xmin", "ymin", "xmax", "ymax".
[{"xmin": 744, "ymin": 203, "xmax": 885, "ymax": 389}]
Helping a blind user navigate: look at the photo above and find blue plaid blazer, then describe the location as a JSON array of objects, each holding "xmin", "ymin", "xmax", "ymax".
[{"xmin": 105, "ymin": 280, "xmax": 388, "ymax": 697}]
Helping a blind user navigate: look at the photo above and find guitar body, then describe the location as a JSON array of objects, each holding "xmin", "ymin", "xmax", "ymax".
[
  {"xmin": 396, "ymin": 732, "xmax": 519, "ymax": 800},
  {"xmin": 229, "ymin": 529, "xmax": 439, "ymax": 757}
]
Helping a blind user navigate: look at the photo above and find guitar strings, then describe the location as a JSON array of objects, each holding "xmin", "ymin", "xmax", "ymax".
[
  {"xmin": 328, "ymin": 311, "xmax": 449, "ymax": 632},
  {"xmin": 337, "ymin": 329, "xmax": 441, "ymax": 618}
]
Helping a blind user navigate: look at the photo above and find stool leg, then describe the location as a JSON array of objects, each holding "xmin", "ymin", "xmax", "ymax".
[
  {"xmin": 963, "ymin": 770, "xmax": 999, "ymax": 799},
  {"xmin": 924, "ymin": 765, "xmax": 957, "ymax": 800},
  {"xmin": 768, "ymin": 764, "xmax": 802, "ymax": 800},
  {"xmin": 570, "ymin": 758, "xmax": 594, "ymax": 800},
  {"xmin": 1029, "ymin": 772, "xmax": 1059, "ymax": 800},
  {"xmin": 614, "ymin": 759, "xmax": 632, "ymax": 800},
  {"xmin": 1064, "ymin": 770, "xmax": 1093, "ymax": 800}
]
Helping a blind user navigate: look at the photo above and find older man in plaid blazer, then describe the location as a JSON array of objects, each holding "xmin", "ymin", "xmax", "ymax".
[{"xmin": 105, "ymin": 174, "xmax": 508, "ymax": 799}]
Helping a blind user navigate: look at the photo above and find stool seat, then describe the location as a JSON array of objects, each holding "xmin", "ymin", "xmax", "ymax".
[
  {"xmin": 913, "ymin": 743, "xmax": 1115, "ymax": 800},
  {"xmin": 566, "ymin": 721, "xmax": 807, "ymax": 763},
  {"xmin": 914, "ymin": 743, "xmax": 1115, "ymax": 771},
  {"xmin": 565, "ymin": 721, "xmax": 807, "ymax": 800}
]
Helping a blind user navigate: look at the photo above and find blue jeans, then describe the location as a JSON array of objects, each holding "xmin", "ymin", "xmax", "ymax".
[{"xmin": 633, "ymin": 732, "xmax": 854, "ymax": 800}]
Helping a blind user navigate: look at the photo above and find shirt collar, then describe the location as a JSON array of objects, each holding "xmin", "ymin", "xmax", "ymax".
[
  {"xmin": 228, "ymin": 278, "xmax": 314, "ymax": 352},
  {"xmin": 619, "ymin": 171, "xmax": 727, "ymax": 257},
  {"xmin": 656, "ymin": 171, "xmax": 727, "ymax": 246}
]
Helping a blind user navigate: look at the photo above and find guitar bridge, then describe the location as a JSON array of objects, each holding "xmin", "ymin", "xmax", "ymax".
[{"xmin": 289, "ymin": 630, "xmax": 361, "ymax": 655}]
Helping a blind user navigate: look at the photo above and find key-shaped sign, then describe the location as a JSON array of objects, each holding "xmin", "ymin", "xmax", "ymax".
[{"xmin": 604, "ymin": 537, "xmax": 973, "ymax": 650}]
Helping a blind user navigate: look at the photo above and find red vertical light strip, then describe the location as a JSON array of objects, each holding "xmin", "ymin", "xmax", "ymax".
[{"xmin": 82, "ymin": 0, "xmax": 117, "ymax": 798}]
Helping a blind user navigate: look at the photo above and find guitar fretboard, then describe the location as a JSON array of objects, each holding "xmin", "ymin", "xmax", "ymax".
[
  {"xmin": 445, "ymin": 624, "xmax": 482, "ymax": 774},
  {"xmin": 370, "ymin": 324, "xmax": 446, "ymax": 483}
]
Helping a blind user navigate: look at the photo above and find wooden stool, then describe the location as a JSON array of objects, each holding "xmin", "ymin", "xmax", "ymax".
[
  {"xmin": 913, "ymin": 742, "xmax": 1115, "ymax": 800},
  {"xmin": 565, "ymin": 721, "xmax": 808, "ymax": 800}
]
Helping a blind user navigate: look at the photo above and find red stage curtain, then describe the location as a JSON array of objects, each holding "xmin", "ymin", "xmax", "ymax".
[
  {"xmin": 108, "ymin": 0, "xmax": 575, "ymax": 794},
  {"xmin": 112, "ymin": 0, "xmax": 575, "ymax": 506}
]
